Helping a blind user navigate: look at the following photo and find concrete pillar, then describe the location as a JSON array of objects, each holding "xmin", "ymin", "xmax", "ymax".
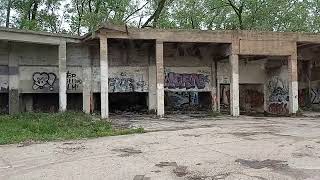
[
  {"xmin": 211, "ymin": 61, "xmax": 218, "ymax": 111},
  {"xmin": 59, "ymin": 40, "xmax": 67, "ymax": 112},
  {"xmin": 156, "ymin": 40, "xmax": 164, "ymax": 117},
  {"xmin": 100, "ymin": 35, "xmax": 109, "ymax": 119},
  {"xmin": 288, "ymin": 51, "xmax": 299, "ymax": 114},
  {"xmin": 229, "ymin": 54, "xmax": 240, "ymax": 116},
  {"xmin": 8, "ymin": 43, "xmax": 19, "ymax": 114},
  {"xmin": 148, "ymin": 62, "xmax": 157, "ymax": 113},
  {"xmin": 82, "ymin": 46, "xmax": 92, "ymax": 114}
]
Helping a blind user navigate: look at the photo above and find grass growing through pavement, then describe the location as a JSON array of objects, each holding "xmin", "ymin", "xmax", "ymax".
[{"xmin": 0, "ymin": 112, "xmax": 144, "ymax": 145}]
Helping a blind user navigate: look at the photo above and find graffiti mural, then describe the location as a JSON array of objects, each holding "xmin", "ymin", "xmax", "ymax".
[
  {"xmin": 109, "ymin": 72, "xmax": 146, "ymax": 93},
  {"xmin": 166, "ymin": 91, "xmax": 199, "ymax": 108},
  {"xmin": 267, "ymin": 77, "xmax": 289, "ymax": 114},
  {"xmin": 311, "ymin": 88, "xmax": 320, "ymax": 104},
  {"xmin": 0, "ymin": 80, "xmax": 8, "ymax": 91},
  {"xmin": 67, "ymin": 71, "xmax": 82, "ymax": 91},
  {"xmin": 165, "ymin": 72, "xmax": 209, "ymax": 90},
  {"xmin": 32, "ymin": 72, "xmax": 57, "ymax": 91}
]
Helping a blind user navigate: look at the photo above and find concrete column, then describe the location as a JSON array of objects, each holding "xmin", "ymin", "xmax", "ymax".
[
  {"xmin": 148, "ymin": 62, "xmax": 157, "ymax": 113},
  {"xmin": 82, "ymin": 46, "xmax": 92, "ymax": 114},
  {"xmin": 288, "ymin": 52, "xmax": 299, "ymax": 114},
  {"xmin": 59, "ymin": 40, "xmax": 67, "ymax": 112},
  {"xmin": 229, "ymin": 54, "xmax": 240, "ymax": 116},
  {"xmin": 211, "ymin": 61, "xmax": 218, "ymax": 111},
  {"xmin": 100, "ymin": 35, "xmax": 109, "ymax": 119},
  {"xmin": 8, "ymin": 43, "xmax": 19, "ymax": 114},
  {"xmin": 156, "ymin": 40, "xmax": 164, "ymax": 117}
]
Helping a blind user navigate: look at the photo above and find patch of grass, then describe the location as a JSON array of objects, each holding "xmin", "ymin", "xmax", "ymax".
[
  {"xmin": 209, "ymin": 111, "xmax": 221, "ymax": 117},
  {"xmin": 0, "ymin": 112, "xmax": 144, "ymax": 145}
]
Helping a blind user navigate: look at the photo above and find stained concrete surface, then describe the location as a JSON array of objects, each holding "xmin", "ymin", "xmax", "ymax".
[{"xmin": 1, "ymin": 114, "xmax": 320, "ymax": 180}]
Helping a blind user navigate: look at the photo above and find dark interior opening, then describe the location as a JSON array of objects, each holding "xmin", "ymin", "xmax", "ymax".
[
  {"xmin": 0, "ymin": 93, "xmax": 8, "ymax": 114},
  {"xmin": 220, "ymin": 84, "xmax": 230, "ymax": 113},
  {"xmin": 93, "ymin": 93, "xmax": 101, "ymax": 114},
  {"xmin": 109, "ymin": 92, "xmax": 148, "ymax": 113},
  {"xmin": 165, "ymin": 91, "xmax": 211, "ymax": 112},
  {"xmin": 67, "ymin": 93, "xmax": 83, "ymax": 111},
  {"xmin": 239, "ymin": 84, "xmax": 264, "ymax": 114},
  {"xmin": 33, "ymin": 93, "xmax": 59, "ymax": 112}
]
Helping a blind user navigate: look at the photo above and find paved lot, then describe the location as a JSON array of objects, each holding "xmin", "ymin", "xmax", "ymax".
[{"xmin": 1, "ymin": 114, "xmax": 320, "ymax": 180}]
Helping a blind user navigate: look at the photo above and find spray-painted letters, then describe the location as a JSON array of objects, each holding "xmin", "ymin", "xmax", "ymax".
[
  {"xmin": 67, "ymin": 71, "xmax": 82, "ymax": 91},
  {"xmin": 32, "ymin": 72, "xmax": 57, "ymax": 91},
  {"xmin": 109, "ymin": 72, "xmax": 146, "ymax": 92},
  {"xmin": 166, "ymin": 91, "xmax": 199, "ymax": 108}
]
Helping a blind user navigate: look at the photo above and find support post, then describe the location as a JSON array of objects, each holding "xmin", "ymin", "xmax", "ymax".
[
  {"xmin": 229, "ymin": 54, "xmax": 240, "ymax": 117},
  {"xmin": 100, "ymin": 35, "xmax": 109, "ymax": 119},
  {"xmin": 8, "ymin": 43, "xmax": 19, "ymax": 114},
  {"xmin": 288, "ymin": 48, "xmax": 299, "ymax": 114},
  {"xmin": 82, "ymin": 46, "xmax": 92, "ymax": 114},
  {"xmin": 148, "ymin": 54, "xmax": 157, "ymax": 113},
  {"xmin": 156, "ymin": 40, "xmax": 164, "ymax": 117},
  {"xmin": 211, "ymin": 60, "xmax": 218, "ymax": 111},
  {"xmin": 59, "ymin": 40, "xmax": 67, "ymax": 112}
]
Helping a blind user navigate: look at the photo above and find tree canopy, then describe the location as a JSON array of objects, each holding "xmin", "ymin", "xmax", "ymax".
[{"xmin": 0, "ymin": 0, "xmax": 319, "ymax": 35}]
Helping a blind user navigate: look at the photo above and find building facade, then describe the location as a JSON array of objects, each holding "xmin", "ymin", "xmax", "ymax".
[{"xmin": 0, "ymin": 25, "xmax": 319, "ymax": 118}]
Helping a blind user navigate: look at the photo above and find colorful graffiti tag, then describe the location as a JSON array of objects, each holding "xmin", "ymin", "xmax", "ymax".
[
  {"xmin": 267, "ymin": 77, "xmax": 289, "ymax": 114},
  {"xmin": 32, "ymin": 72, "xmax": 57, "ymax": 91},
  {"xmin": 164, "ymin": 72, "xmax": 209, "ymax": 90}
]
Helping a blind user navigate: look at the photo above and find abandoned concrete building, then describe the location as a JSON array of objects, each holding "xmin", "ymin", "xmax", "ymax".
[{"xmin": 0, "ymin": 25, "xmax": 319, "ymax": 118}]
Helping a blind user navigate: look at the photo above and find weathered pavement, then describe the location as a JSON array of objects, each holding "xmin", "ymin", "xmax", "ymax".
[{"xmin": 1, "ymin": 114, "xmax": 320, "ymax": 180}]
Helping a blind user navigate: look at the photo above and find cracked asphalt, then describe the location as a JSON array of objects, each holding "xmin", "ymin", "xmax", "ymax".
[{"xmin": 1, "ymin": 114, "xmax": 320, "ymax": 180}]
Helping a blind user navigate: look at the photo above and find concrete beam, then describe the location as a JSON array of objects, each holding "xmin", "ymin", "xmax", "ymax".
[
  {"xmin": 288, "ymin": 46, "xmax": 299, "ymax": 114},
  {"xmin": 0, "ymin": 29, "xmax": 80, "ymax": 45},
  {"xmin": 100, "ymin": 35, "xmax": 109, "ymax": 119},
  {"xmin": 156, "ymin": 40, "xmax": 164, "ymax": 117},
  {"xmin": 8, "ymin": 43, "xmax": 19, "ymax": 114},
  {"xmin": 59, "ymin": 41, "xmax": 67, "ymax": 112}
]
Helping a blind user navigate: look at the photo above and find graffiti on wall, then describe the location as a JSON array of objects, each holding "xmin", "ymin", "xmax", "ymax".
[
  {"xmin": 109, "ymin": 72, "xmax": 146, "ymax": 92},
  {"xmin": 245, "ymin": 90, "xmax": 264, "ymax": 107},
  {"xmin": 32, "ymin": 72, "xmax": 57, "ymax": 91},
  {"xmin": 165, "ymin": 72, "xmax": 210, "ymax": 90},
  {"xmin": 166, "ymin": 91, "xmax": 199, "ymax": 108},
  {"xmin": 67, "ymin": 71, "xmax": 82, "ymax": 91},
  {"xmin": 0, "ymin": 80, "xmax": 8, "ymax": 91},
  {"xmin": 267, "ymin": 77, "xmax": 289, "ymax": 114},
  {"xmin": 311, "ymin": 88, "xmax": 320, "ymax": 104}
]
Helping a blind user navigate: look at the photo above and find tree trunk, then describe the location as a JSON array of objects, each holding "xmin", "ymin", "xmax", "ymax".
[
  {"xmin": 6, "ymin": 0, "xmax": 12, "ymax": 28},
  {"xmin": 142, "ymin": 0, "xmax": 166, "ymax": 28}
]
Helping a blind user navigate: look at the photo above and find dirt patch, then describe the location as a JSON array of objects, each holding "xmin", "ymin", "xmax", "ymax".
[
  {"xmin": 173, "ymin": 166, "xmax": 188, "ymax": 177},
  {"xmin": 292, "ymin": 152, "xmax": 312, "ymax": 158},
  {"xmin": 235, "ymin": 159, "xmax": 288, "ymax": 170},
  {"xmin": 17, "ymin": 140, "xmax": 39, "ymax": 147},
  {"xmin": 57, "ymin": 143, "xmax": 86, "ymax": 153},
  {"xmin": 133, "ymin": 175, "xmax": 150, "ymax": 180},
  {"xmin": 182, "ymin": 134, "xmax": 201, "ymax": 137},
  {"xmin": 112, "ymin": 148, "xmax": 142, "ymax": 157},
  {"xmin": 155, "ymin": 162, "xmax": 177, "ymax": 168}
]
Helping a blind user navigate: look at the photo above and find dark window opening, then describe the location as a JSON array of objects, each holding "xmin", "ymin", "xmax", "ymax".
[
  {"xmin": 165, "ymin": 91, "xmax": 211, "ymax": 112},
  {"xmin": 109, "ymin": 92, "xmax": 148, "ymax": 113},
  {"xmin": 33, "ymin": 94, "xmax": 59, "ymax": 112},
  {"xmin": 0, "ymin": 93, "xmax": 8, "ymax": 114},
  {"xmin": 67, "ymin": 93, "xmax": 83, "ymax": 111}
]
